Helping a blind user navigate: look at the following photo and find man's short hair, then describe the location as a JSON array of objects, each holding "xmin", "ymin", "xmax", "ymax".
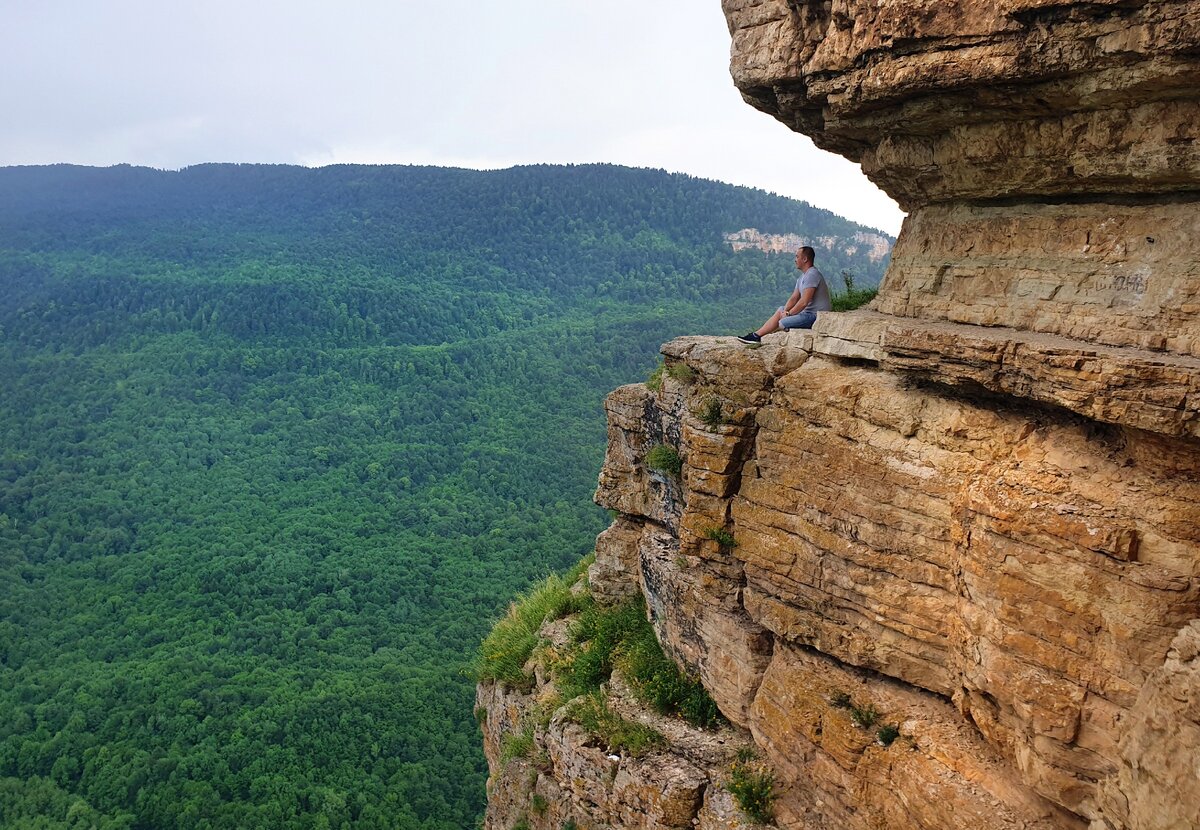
[{"xmin": 800, "ymin": 245, "xmax": 816, "ymax": 264}]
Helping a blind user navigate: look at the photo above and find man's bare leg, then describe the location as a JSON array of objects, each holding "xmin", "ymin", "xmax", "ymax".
[{"xmin": 757, "ymin": 309, "xmax": 784, "ymax": 337}]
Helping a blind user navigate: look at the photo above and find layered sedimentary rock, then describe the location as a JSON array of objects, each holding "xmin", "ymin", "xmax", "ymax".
[
  {"xmin": 727, "ymin": 0, "xmax": 1200, "ymax": 356},
  {"xmin": 566, "ymin": 330, "xmax": 1197, "ymax": 829},
  {"xmin": 479, "ymin": 2, "xmax": 1199, "ymax": 828}
]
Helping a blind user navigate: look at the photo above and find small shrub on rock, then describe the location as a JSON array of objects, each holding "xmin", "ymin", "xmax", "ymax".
[
  {"xmin": 697, "ymin": 396, "xmax": 724, "ymax": 430},
  {"xmin": 666, "ymin": 362, "xmax": 697, "ymax": 383},
  {"xmin": 727, "ymin": 752, "xmax": 776, "ymax": 825},
  {"xmin": 645, "ymin": 444, "xmax": 682, "ymax": 478},
  {"xmin": 556, "ymin": 596, "xmax": 724, "ymax": 729},
  {"xmin": 620, "ymin": 619, "xmax": 724, "ymax": 729},
  {"xmin": 850, "ymin": 703, "xmax": 879, "ymax": 728},
  {"xmin": 703, "ymin": 526, "xmax": 737, "ymax": 552}
]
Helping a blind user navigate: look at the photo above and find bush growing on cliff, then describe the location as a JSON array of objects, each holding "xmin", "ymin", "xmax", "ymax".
[
  {"xmin": 556, "ymin": 598, "xmax": 647, "ymax": 701},
  {"xmin": 831, "ymin": 287, "xmax": 877, "ymax": 312},
  {"xmin": 697, "ymin": 396, "xmax": 725, "ymax": 430},
  {"xmin": 703, "ymin": 526, "xmax": 738, "ymax": 552},
  {"xmin": 620, "ymin": 617, "xmax": 724, "ymax": 728},
  {"xmin": 556, "ymin": 596, "xmax": 724, "ymax": 729},
  {"xmin": 645, "ymin": 444, "xmax": 683, "ymax": 478},
  {"xmin": 727, "ymin": 750, "xmax": 776, "ymax": 825},
  {"xmin": 476, "ymin": 556, "xmax": 594, "ymax": 686},
  {"xmin": 647, "ymin": 361, "xmax": 666, "ymax": 392}
]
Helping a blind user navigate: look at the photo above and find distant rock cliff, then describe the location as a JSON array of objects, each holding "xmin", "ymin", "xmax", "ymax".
[
  {"xmin": 725, "ymin": 228, "xmax": 893, "ymax": 265},
  {"xmin": 478, "ymin": 2, "xmax": 1200, "ymax": 828}
]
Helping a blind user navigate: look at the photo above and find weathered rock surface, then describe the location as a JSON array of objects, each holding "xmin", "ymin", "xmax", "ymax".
[
  {"xmin": 476, "ymin": 622, "xmax": 756, "ymax": 830},
  {"xmin": 482, "ymin": 2, "xmax": 1200, "ymax": 828},
  {"xmin": 1094, "ymin": 621, "xmax": 1200, "ymax": 830},
  {"xmin": 724, "ymin": 0, "xmax": 1200, "ymax": 358},
  {"xmin": 548, "ymin": 333, "xmax": 1198, "ymax": 829},
  {"xmin": 874, "ymin": 202, "xmax": 1200, "ymax": 357},
  {"xmin": 483, "ymin": 337, "xmax": 1197, "ymax": 828},
  {"xmin": 723, "ymin": 0, "xmax": 1200, "ymax": 205}
]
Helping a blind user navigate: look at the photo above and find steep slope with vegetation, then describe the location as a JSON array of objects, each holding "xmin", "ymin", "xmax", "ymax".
[{"xmin": 0, "ymin": 163, "xmax": 889, "ymax": 829}]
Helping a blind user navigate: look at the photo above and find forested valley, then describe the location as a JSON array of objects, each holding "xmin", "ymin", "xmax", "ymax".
[{"xmin": 0, "ymin": 163, "xmax": 890, "ymax": 829}]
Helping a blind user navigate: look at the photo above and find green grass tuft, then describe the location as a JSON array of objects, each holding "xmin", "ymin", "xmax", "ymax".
[
  {"xmin": 697, "ymin": 396, "xmax": 724, "ymax": 430},
  {"xmin": 666, "ymin": 362, "xmax": 697, "ymax": 383},
  {"xmin": 703, "ymin": 526, "xmax": 737, "ymax": 551},
  {"xmin": 500, "ymin": 726, "xmax": 535, "ymax": 764},
  {"xmin": 566, "ymin": 693, "xmax": 666, "ymax": 756},
  {"xmin": 850, "ymin": 702, "xmax": 879, "ymax": 728},
  {"xmin": 727, "ymin": 754, "xmax": 775, "ymax": 824},
  {"xmin": 475, "ymin": 556, "xmax": 594, "ymax": 686},
  {"xmin": 831, "ymin": 287, "xmax": 878, "ymax": 312},
  {"xmin": 646, "ymin": 361, "xmax": 665, "ymax": 392},
  {"xmin": 645, "ymin": 444, "xmax": 682, "ymax": 478}
]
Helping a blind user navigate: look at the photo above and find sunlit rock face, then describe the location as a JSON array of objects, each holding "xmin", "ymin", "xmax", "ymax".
[
  {"xmin": 568, "ymin": 330, "xmax": 1198, "ymax": 830},
  {"xmin": 479, "ymin": 4, "xmax": 1199, "ymax": 829},
  {"xmin": 724, "ymin": 0, "xmax": 1200, "ymax": 357}
]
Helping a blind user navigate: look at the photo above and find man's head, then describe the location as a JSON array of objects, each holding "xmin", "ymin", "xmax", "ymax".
[{"xmin": 795, "ymin": 246, "xmax": 815, "ymax": 269}]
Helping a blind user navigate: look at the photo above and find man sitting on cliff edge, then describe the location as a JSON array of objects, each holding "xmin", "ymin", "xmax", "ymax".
[{"xmin": 737, "ymin": 245, "xmax": 831, "ymax": 344}]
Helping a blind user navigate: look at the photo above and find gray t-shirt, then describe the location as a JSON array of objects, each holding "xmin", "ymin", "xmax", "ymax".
[{"xmin": 796, "ymin": 266, "xmax": 832, "ymax": 313}]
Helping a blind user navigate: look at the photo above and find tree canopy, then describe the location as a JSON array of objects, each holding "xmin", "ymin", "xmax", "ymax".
[{"xmin": 0, "ymin": 162, "xmax": 890, "ymax": 829}]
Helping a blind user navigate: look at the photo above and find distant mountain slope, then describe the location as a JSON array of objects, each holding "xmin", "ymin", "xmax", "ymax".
[
  {"xmin": 0, "ymin": 163, "xmax": 890, "ymax": 348},
  {"xmin": 0, "ymin": 163, "xmax": 890, "ymax": 830}
]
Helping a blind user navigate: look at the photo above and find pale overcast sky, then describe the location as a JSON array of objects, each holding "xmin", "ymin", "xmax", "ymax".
[{"xmin": 2, "ymin": 1, "xmax": 905, "ymax": 234}]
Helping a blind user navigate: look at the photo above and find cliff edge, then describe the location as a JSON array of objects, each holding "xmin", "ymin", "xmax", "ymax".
[{"xmin": 477, "ymin": 2, "xmax": 1200, "ymax": 828}]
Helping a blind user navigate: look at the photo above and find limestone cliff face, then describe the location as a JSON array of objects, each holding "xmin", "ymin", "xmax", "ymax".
[
  {"xmin": 478, "ymin": 3, "xmax": 1199, "ymax": 828},
  {"xmin": 726, "ymin": 0, "xmax": 1200, "ymax": 358},
  {"xmin": 580, "ymin": 330, "xmax": 1199, "ymax": 829}
]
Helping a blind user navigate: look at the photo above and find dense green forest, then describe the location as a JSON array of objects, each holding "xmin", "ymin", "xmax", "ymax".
[{"xmin": 0, "ymin": 163, "xmax": 890, "ymax": 829}]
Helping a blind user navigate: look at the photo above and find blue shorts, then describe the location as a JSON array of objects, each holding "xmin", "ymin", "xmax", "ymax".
[{"xmin": 779, "ymin": 309, "xmax": 818, "ymax": 330}]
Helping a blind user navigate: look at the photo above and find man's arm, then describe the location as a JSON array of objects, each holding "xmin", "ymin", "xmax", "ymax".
[{"xmin": 783, "ymin": 286, "xmax": 816, "ymax": 315}]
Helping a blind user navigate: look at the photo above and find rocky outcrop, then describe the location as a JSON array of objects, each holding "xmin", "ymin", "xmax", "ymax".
[
  {"xmin": 725, "ymin": 228, "xmax": 893, "ymax": 264},
  {"xmin": 479, "ymin": 3, "xmax": 1199, "ymax": 828},
  {"xmin": 478, "ymin": 669, "xmax": 754, "ymax": 830},
  {"xmin": 724, "ymin": 0, "xmax": 1200, "ymax": 357},
  {"xmin": 560, "ymin": 325, "xmax": 1197, "ymax": 829}
]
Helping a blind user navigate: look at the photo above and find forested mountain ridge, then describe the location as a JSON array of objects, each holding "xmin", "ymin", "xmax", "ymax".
[
  {"xmin": 0, "ymin": 163, "xmax": 888, "ymax": 349},
  {"xmin": 0, "ymin": 163, "xmax": 891, "ymax": 829}
]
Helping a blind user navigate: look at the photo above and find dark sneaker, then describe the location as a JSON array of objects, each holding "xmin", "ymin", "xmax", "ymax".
[{"xmin": 736, "ymin": 332, "xmax": 762, "ymax": 345}]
